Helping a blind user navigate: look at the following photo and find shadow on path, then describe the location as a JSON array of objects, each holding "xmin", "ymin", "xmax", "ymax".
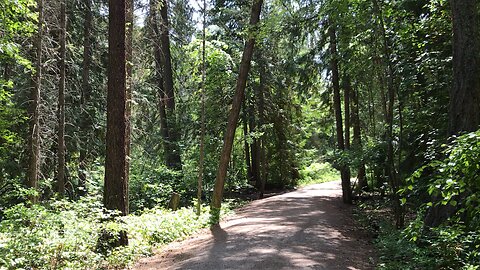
[{"xmin": 134, "ymin": 181, "xmax": 375, "ymax": 270}]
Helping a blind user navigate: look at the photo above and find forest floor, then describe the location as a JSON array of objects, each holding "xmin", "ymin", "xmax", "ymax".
[{"xmin": 132, "ymin": 181, "xmax": 376, "ymax": 270}]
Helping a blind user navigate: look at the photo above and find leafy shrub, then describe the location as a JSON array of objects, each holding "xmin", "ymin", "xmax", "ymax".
[
  {"xmin": 0, "ymin": 197, "xmax": 227, "ymax": 269},
  {"xmin": 0, "ymin": 199, "xmax": 104, "ymax": 269},
  {"xmin": 392, "ymin": 130, "xmax": 480, "ymax": 269}
]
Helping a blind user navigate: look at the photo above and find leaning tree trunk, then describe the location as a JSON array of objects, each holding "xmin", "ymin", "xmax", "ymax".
[
  {"xmin": 210, "ymin": 0, "xmax": 263, "ymax": 222},
  {"xmin": 329, "ymin": 22, "xmax": 352, "ymax": 204},
  {"xmin": 28, "ymin": 0, "xmax": 44, "ymax": 204},
  {"xmin": 104, "ymin": 0, "xmax": 129, "ymax": 227},
  {"xmin": 57, "ymin": 0, "xmax": 66, "ymax": 196}
]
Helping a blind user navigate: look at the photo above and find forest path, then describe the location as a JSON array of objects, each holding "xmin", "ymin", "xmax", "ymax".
[{"xmin": 133, "ymin": 181, "xmax": 376, "ymax": 270}]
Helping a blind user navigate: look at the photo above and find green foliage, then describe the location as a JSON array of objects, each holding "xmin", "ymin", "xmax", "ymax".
[
  {"xmin": 0, "ymin": 199, "xmax": 104, "ymax": 269},
  {"xmin": 375, "ymin": 221, "xmax": 442, "ymax": 270},
  {"xmin": 405, "ymin": 131, "xmax": 480, "ymax": 228},
  {"xmin": 371, "ymin": 130, "xmax": 480, "ymax": 269},
  {"xmin": 0, "ymin": 198, "xmax": 229, "ymax": 269},
  {"xmin": 129, "ymin": 159, "xmax": 180, "ymax": 212},
  {"xmin": 298, "ymin": 162, "xmax": 339, "ymax": 186},
  {"xmin": 375, "ymin": 218, "xmax": 480, "ymax": 269}
]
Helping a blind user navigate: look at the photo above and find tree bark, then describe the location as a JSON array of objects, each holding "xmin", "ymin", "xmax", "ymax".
[
  {"xmin": 344, "ymin": 77, "xmax": 351, "ymax": 151},
  {"xmin": 211, "ymin": 0, "xmax": 263, "ymax": 219},
  {"xmin": 249, "ymin": 98, "xmax": 261, "ymax": 188},
  {"xmin": 372, "ymin": 0, "xmax": 403, "ymax": 228},
  {"xmin": 125, "ymin": 0, "xmax": 133, "ymax": 181},
  {"xmin": 79, "ymin": 0, "xmax": 93, "ymax": 195},
  {"xmin": 28, "ymin": 0, "xmax": 44, "ymax": 203},
  {"xmin": 352, "ymin": 85, "xmax": 367, "ymax": 190},
  {"xmin": 149, "ymin": 0, "xmax": 171, "ymax": 163},
  {"xmin": 104, "ymin": 0, "xmax": 129, "ymax": 224},
  {"xmin": 329, "ymin": 22, "xmax": 352, "ymax": 204},
  {"xmin": 343, "ymin": 75, "xmax": 352, "ymax": 196},
  {"xmin": 424, "ymin": 0, "xmax": 480, "ymax": 228},
  {"xmin": 197, "ymin": 0, "xmax": 207, "ymax": 216},
  {"xmin": 449, "ymin": 0, "xmax": 480, "ymax": 135},
  {"xmin": 243, "ymin": 105, "xmax": 253, "ymax": 183},
  {"xmin": 159, "ymin": 0, "xmax": 182, "ymax": 170},
  {"xmin": 257, "ymin": 57, "xmax": 267, "ymax": 198},
  {"xmin": 57, "ymin": 0, "xmax": 66, "ymax": 196}
]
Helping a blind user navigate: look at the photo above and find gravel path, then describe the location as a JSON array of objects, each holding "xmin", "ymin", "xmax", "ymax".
[{"xmin": 133, "ymin": 181, "xmax": 376, "ymax": 270}]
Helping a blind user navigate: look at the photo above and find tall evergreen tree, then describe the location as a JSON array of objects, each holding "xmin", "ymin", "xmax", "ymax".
[{"xmin": 104, "ymin": 0, "xmax": 129, "ymax": 234}]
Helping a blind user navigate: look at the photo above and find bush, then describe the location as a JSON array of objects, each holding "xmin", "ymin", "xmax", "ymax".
[
  {"xmin": 389, "ymin": 130, "xmax": 480, "ymax": 269},
  {"xmin": 0, "ymin": 197, "xmax": 228, "ymax": 269}
]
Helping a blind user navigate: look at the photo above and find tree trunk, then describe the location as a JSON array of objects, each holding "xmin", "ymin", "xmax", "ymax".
[
  {"xmin": 79, "ymin": 0, "xmax": 93, "ymax": 195},
  {"xmin": 125, "ymin": 0, "xmax": 133, "ymax": 181},
  {"xmin": 28, "ymin": 0, "xmax": 44, "ymax": 203},
  {"xmin": 159, "ymin": 0, "xmax": 182, "ymax": 170},
  {"xmin": 243, "ymin": 105, "xmax": 253, "ymax": 183},
  {"xmin": 344, "ymin": 77, "xmax": 351, "ymax": 151},
  {"xmin": 211, "ymin": 0, "xmax": 263, "ymax": 220},
  {"xmin": 449, "ymin": 0, "xmax": 480, "ymax": 134},
  {"xmin": 343, "ymin": 76, "xmax": 352, "ymax": 197},
  {"xmin": 258, "ymin": 57, "xmax": 267, "ymax": 198},
  {"xmin": 352, "ymin": 85, "xmax": 367, "ymax": 191},
  {"xmin": 424, "ymin": 0, "xmax": 480, "ymax": 228},
  {"xmin": 57, "ymin": 0, "xmax": 66, "ymax": 196},
  {"xmin": 249, "ymin": 98, "xmax": 261, "ymax": 188},
  {"xmin": 104, "ymin": 0, "xmax": 129, "ymax": 225},
  {"xmin": 197, "ymin": 0, "xmax": 207, "ymax": 216},
  {"xmin": 149, "ymin": 0, "xmax": 171, "ymax": 163},
  {"xmin": 372, "ymin": 0, "xmax": 403, "ymax": 228},
  {"xmin": 329, "ymin": 22, "xmax": 352, "ymax": 204}
]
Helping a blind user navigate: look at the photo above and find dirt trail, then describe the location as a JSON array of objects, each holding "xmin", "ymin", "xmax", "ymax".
[{"xmin": 133, "ymin": 181, "xmax": 375, "ymax": 270}]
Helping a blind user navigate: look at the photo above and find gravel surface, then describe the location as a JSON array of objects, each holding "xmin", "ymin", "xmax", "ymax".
[{"xmin": 133, "ymin": 181, "xmax": 376, "ymax": 270}]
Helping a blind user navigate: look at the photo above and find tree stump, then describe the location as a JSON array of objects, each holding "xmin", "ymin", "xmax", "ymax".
[{"xmin": 169, "ymin": 192, "xmax": 180, "ymax": 211}]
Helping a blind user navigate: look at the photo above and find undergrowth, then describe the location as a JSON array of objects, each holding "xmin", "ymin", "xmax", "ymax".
[
  {"xmin": 298, "ymin": 162, "xmax": 339, "ymax": 186},
  {"xmin": 355, "ymin": 197, "xmax": 480, "ymax": 270},
  {"xmin": 0, "ymin": 197, "xmax": 233, "ymax": 269}
]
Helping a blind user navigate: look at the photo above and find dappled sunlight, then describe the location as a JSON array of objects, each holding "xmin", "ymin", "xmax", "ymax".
[{"xmin": 135, "ymin": 181, "xmax": 375, "ymax": 270}]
